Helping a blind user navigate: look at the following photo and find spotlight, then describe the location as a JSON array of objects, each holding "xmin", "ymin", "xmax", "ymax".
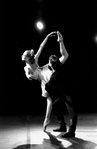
[
  {"xmin": 92, "ymin": 33, "xmax": 97, "ymax": 46},
  {"xmin": 36, "ymin": 21, "xmax": 44, "ymax": 30}
]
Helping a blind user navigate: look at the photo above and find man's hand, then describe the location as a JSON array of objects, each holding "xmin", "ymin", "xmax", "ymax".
[{"xmin": 57, "ymin": 31, "xmax": 63, "ymax": 42}]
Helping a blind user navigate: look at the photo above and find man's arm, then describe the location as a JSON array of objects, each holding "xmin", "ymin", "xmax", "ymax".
[
  {"xmin": 34, "ymin": 31, "xmax": 56, "ymax": 61},
  {"xmin": 57, "ymin": 31, "xmax": 69, "ymax": 64}
]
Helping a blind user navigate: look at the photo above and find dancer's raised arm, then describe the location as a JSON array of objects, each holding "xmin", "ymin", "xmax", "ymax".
[
  {"xmin": 57, "ymin": 31, "xmax": 69, "ymax": 64},
  {"xmin": 35, "ymin": 31, "xmax": 56, "ymax": 61}
]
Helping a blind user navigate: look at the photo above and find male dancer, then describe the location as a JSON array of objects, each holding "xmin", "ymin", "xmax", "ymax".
[
  {"xmin": 43, "ymin": 31, "xmax": 69, "ymax": 131},
  {"xmin": 45, "ymin": 32, "xmax": 77, "ymax": 138}
]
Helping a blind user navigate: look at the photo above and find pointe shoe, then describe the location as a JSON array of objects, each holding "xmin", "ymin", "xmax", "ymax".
[{"xmin": 43, "ymin": 118, "xmax": 50, "ymax": 132}]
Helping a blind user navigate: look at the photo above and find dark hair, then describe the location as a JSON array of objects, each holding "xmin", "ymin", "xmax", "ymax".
[{"xmin": 49, "ymin": 55, "xmax": 61, "ymax": 70}]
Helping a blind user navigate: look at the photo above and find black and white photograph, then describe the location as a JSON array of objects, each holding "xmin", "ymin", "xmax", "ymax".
[{"xmin": 1, "ymin": 0, "xmax": 97, "ymax": 148}]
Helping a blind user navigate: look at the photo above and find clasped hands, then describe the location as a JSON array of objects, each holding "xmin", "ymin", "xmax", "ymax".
[{"xmin": 47, "ymin": 31, "xmax": 63, "ymax": 42}]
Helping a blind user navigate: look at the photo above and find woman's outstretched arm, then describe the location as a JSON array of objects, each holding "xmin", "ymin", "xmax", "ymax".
[{"xmin": 35, "ymin": 31, "xmax": 56, "ymax": 61}]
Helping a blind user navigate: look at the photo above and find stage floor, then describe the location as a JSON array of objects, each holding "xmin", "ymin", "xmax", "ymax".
[{"xmin": 0, "ymin": 114, "xmax": 97, "ymax": 149}]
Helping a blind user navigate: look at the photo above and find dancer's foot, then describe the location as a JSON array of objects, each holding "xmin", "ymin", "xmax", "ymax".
[
  {"xmin": 43, "ymin": 118, "xmax": 50, "ymax": 132},
  {"xmin": 62, "ymin": 131, "xmax": 75, "ymax": 138}
]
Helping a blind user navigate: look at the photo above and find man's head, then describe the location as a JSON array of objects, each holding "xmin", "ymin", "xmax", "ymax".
[
  {"xmin": 49, "ymin": 55, "xmax": 60, "ymax": 70},
  {"xmin": 21, "ymin": 49, "xmax": 35, "ymax": 64}
]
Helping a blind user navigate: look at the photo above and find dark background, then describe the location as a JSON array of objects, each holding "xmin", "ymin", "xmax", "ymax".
[{"xmin": 2, "ymin": 0, "xmax": 97, "ymax": 116}]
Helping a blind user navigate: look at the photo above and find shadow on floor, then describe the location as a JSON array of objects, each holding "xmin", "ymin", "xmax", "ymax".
[{"xmin": 13, "ymin": 131, "xmax": 97, "ymax": 149}]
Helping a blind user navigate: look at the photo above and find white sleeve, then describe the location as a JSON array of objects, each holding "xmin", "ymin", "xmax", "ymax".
[{"xmin": 24, "ymin": 66, "xmax": 32, "ymax": 80}]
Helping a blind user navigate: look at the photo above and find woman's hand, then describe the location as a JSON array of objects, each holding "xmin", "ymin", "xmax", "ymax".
[{"xmin": 47, "ymin": 31, "xmax": 57, "ymax": 38}]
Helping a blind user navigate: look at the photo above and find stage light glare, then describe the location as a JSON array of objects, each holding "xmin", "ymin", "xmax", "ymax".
[
  {"xmin": 92, "ymin": 33, "xmax": 97, "ymax": 45},
  {"xmin": 95, "ymin": 36, "xmax": 97, "ymax": 42},
  {"xmin": 36, "ymin": 21, "xmax": 44, "ymax": 30}
]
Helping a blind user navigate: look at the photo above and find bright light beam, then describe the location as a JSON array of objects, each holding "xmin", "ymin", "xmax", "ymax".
[
  {"xmin": 36, "ymin": 21, "xmax": 44, "ymax": 30},
  {"xmin": 92, "ymin": 33, "xmax": 97, "ymax": 46}
]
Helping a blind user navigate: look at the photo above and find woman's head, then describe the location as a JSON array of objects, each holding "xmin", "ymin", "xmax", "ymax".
[
  {"xmin": 49, "ymin": 55, "xmax": 61, "ymax": 70},
  {"xmin": 21, "ymin": 49, "xmax": 35, "ymax": 64},
  {"xmin": 22, "ymin": 49, "xmax": 40, "ymax": 79}
]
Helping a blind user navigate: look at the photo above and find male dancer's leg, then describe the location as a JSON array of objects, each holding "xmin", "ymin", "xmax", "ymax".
[
  {"xmin": 52, "ymin": 95, "xmax": 67, "ymax": 132},
  {"xmin": 62, "ymin": 94, "xmax": 77, "ymax": 137}
]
